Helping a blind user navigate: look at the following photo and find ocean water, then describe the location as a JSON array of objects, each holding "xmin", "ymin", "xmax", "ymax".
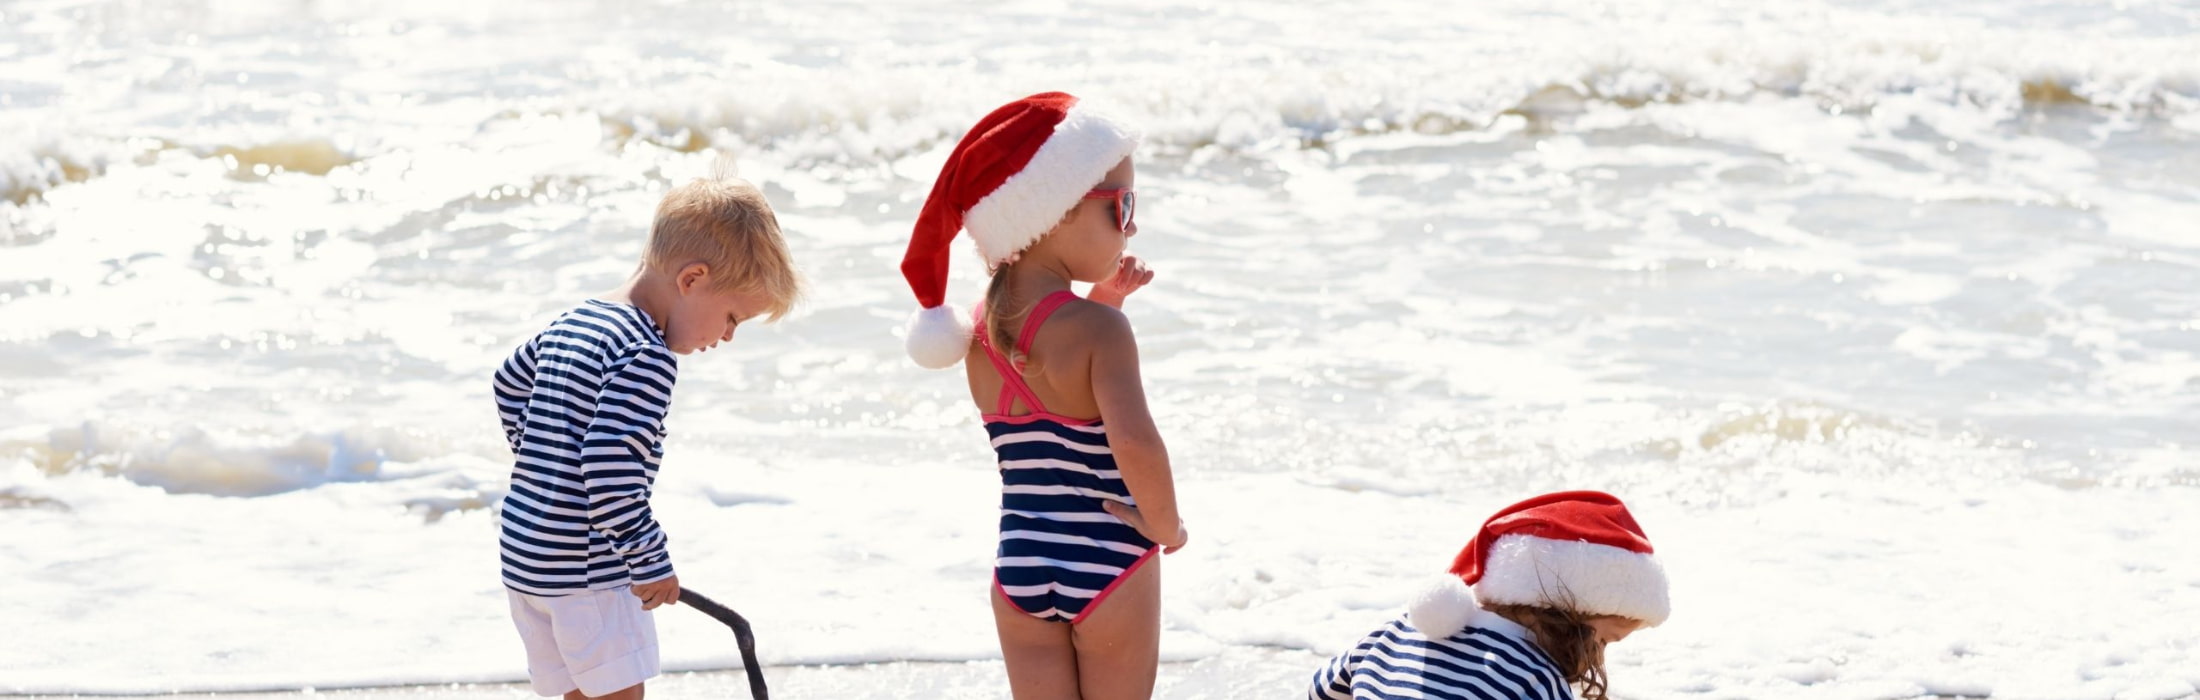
[{"xmin": 3, "ymin": 0, "xmax": 2198, "ymax": 697}]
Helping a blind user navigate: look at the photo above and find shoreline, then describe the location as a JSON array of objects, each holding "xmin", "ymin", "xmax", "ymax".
[
  {"xmin": 10, "ymin": 648, "xmax": 1329, "ymax": 700},
  {"xmin": 19, "ymin": 653, "xmax": 2196, "ymax": 700}
]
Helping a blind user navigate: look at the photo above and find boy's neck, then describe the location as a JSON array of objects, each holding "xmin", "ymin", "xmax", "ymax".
[{"xmin": 603, "ymin": 266, "xmax": 676, "ymax": 332}]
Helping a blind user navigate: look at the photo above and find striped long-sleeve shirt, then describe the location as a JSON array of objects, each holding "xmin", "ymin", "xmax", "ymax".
[
  {"xmin": 1311, "ymin": 611, "xmax": 1574, "ymax": 700},
  {"xmin": 492, "ymin": 299, "xmax": 679, "ymax": 595}
]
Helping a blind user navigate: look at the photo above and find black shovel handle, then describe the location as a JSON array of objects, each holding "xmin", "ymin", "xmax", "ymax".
[{"xmin": 676, "ymin": 587, "xmax": 768, "ymax": 699}]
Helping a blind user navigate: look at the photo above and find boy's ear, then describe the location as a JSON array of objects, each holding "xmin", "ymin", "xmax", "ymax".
[{"xmin": 677, "ymin": 263, "xmax": 710, "ymax": 294}]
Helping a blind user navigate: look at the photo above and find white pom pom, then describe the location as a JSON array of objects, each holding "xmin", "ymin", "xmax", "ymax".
[
  {"xmin": 905, "ymin": 304, "xmax": 973, "ymax": 369},
  {"xmin": 1406, "ymin": 575, "xmax": 1480, "ymax": 640}
]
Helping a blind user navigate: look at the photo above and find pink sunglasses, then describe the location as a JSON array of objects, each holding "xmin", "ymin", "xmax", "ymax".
[{"xmin": 1083, "ymin": 187, "xmax": 1135, "ymax": 232}]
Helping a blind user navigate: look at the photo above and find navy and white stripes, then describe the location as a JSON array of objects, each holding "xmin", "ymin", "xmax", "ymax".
[
  {"xmin": 1311, "ymin": 613, "xmax": 1573, "ymax": 700},
  {"xmin": 494, "ymin": 299, "xmax": 679, "ymax": 596},
  {"xmin": 988, "ymin": 416, "xmax": 1157, "ymax": 623},
  {"xmin": 971, "ymin": 290, "xmax": 1159, "ymax": 624}
]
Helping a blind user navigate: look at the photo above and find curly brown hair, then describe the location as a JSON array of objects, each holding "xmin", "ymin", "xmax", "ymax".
[{"xmin": 1483, "ymin": 603, "xmax": 1610, "ymax": 700}]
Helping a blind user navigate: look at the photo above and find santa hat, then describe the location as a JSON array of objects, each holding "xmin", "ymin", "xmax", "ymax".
[
  {"xmin": 1409, "ymin": 491, "xmax": 1670, "ymax": 639},
  {"xmin": 898, "ymin": 92, "xmax": 1140, "ymax": 368}
]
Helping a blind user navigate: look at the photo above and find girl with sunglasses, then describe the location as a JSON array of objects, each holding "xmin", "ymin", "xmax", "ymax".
[{"xmin": 898, "ymin": 91, "xmax": 1185, "ymax": 699}]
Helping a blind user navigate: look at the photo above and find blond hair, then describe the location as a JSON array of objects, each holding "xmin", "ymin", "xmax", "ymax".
[
  {"xmin": 979, "ymin": 207, "xmax": 1084, "ymax": 372},
  {"xmin": 645, "ymin": 177, "xmax": 801, "ymax": 321},
  {"xmin": 983, "ymin": 260, "xmax": 1029, "ymax": 370}
]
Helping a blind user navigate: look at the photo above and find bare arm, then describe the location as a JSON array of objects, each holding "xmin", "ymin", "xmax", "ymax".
[
  {"xmin": 1086, "ymin": 307, "xmax": 1186, "ymax": 551},
  {"xmin": 1086, "ymin": 255, "xmax": 1154, "ymax": 309}
]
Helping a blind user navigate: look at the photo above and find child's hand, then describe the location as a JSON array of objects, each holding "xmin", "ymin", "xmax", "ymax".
[
  {"xmin": 1103, "ymin": 500, "xmax": 1188, "ymax": 554},
  {"xmin": 1088, "ymin": 255, "xmax": 1154, "ymax": 309},
  {"xmin": 631, "ymin": 575, "xmax": 681, "ymax": 610}
]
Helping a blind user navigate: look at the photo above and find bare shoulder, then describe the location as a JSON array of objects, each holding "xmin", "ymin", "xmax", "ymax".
[{"xmin": 1044, "ymin": 297, "xmax": 1135, "ymax": 346}]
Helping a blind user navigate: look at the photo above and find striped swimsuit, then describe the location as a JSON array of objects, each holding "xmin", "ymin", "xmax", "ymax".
[{"xmin": 980, "ymin": 290, "xmax": 1160, "ymax": 624}]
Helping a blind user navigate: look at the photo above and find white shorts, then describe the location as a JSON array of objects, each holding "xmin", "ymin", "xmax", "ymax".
[{"xmin": 507, "ymin": 587, "xmax": 660, "ymax": 697}]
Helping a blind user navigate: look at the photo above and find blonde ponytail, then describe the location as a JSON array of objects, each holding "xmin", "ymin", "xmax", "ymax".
[{"xmin": 983, "ymin": 260, "xmax": 1029, "ymax": 370}]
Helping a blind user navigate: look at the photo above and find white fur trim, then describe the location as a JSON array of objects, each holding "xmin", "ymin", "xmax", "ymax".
[
  {"xmin": 905, "ymin": 304, "xmax": 973, "ymax": 369},
  {"xmin": 1472, "ymin": 534, "xmax": 1670, "ymax": 626},
  {"xmin": 963, "ymin": 102, "xmax": 1139, "ymax": 265},
  {"xmin": 1406, "ymin": 575, "xmax": 1481, "ymax": 639}
]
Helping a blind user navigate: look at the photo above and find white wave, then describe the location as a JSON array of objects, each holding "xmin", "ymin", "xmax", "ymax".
[
  {"xmin": 0, "ymin": 130, "xmax": 138, "ymax": 206},
  {"xmin": 4, "ymin": 0, "xmax": 2196, "ymax": 200},
  {"xmin": 0, "ymin": 422, "xmax": 451, "ymax": 497}
]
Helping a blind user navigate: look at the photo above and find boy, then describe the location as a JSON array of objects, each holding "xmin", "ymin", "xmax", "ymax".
[{"xmin": 491, "ymin": 176, "xmax": 800, "ymax": 699}]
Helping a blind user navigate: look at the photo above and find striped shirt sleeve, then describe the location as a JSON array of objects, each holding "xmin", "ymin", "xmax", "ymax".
[
  {"xmin": 491, "ymin": 338, "xmax": 538, "ymax": 454},
  {"xmin": 1310, "ymin": 628, "xmax": 1374, "ymax": 699},
  {"xmin": 581, "ymin": 342, "xmax": 679, "ymax": 583}
]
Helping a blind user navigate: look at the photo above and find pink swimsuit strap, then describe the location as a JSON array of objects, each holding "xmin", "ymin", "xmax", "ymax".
[{"xmin": 977, "ymin": 290, "xmax": 1081, "ymax": 416}]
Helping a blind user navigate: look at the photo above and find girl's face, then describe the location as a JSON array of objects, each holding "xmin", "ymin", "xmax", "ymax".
[
  {"xmin": 1045, "ymin": 156, "xmax": 1138, "ymax": 282},
  {"xmin": 1586, "ymin": 616, "xmax": 1645, "ymax": 644}
]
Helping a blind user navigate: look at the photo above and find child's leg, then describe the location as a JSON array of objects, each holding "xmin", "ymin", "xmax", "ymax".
[
  {"xmin": 993, "ymin": 585, "xmax": 1081, "ymax": 700},
  {"xmin": 562, "ymin": 684, "xmax": 642, "ymax": 700},
  {"xmin": 1069, "ymin": 559, "xmax": 1162, "ymax": 700}
]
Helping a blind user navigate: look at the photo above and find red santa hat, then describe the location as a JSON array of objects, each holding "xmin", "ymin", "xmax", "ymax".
[
  {"xmin": 898, "ymin": 91, "xmax": 1140, "ymax": 368},
  {"xmin": 1409, "ymin": 491, "xmax": 1671, "ymax": 639}
]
